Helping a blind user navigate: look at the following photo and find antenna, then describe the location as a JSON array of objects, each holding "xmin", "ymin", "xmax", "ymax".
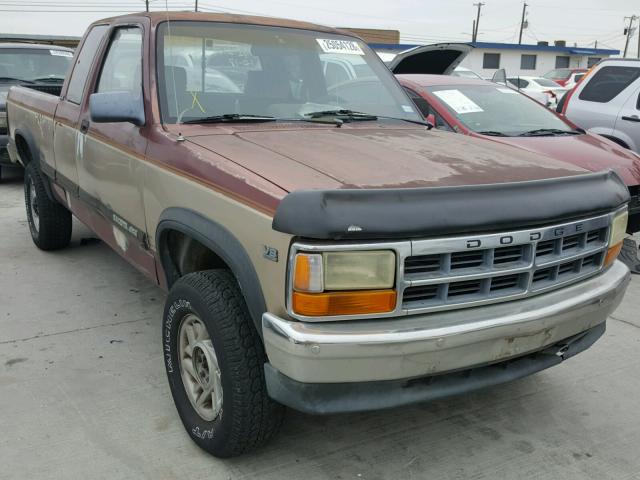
[{"xmin": 165, "ymin": 0, "xmax": 180, "ymax": 124}]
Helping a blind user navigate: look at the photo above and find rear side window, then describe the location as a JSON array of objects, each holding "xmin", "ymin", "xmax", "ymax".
[
  {"xmin": 579, "ymin": 66, "xmax": 640, "ymax": 103},
  {"xmin": 508, "ymin": 78, "xmax": 529, "ymax": 89},
  {"xmin": 97, "ymin": 27, "xmax": 143, "ymax": 95},
  {"xmin": 66, "ymin": 25, "xmax": 108, "ymax": 104}
]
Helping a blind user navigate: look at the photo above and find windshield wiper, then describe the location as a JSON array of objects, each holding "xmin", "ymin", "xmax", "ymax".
[
  {"xmin": 0, "ymin": 77, "xmax": 34, "ymax": 84},
  {"xmin": 300, "ymin": 110, "xmax": 433, "ymax": 128},
  {"xmin": 31, "ymin": 76, "xmax": 65, "ymax": 83},
  {"xmin": 518, "ymin": 128, "xmax": 581, "ymax": 137},
  {"xmin": 182, "ymin": 114, "xmax": 277, "ymax": 124},
  {"xmin": 477, "ymin": 130, "xmax": 509, "ymax": 137},
  {"xmin": 304, "ymin": 109, "xmax": 378, "ymax": 121}
]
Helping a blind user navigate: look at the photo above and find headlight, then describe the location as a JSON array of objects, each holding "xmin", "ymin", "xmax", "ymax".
[
  {"xmin": 604, "ymin": 209, "xmax": 628, "ymax": 267},
  {"xmin": 292, "ymin": 250, "xmax": 396, "ymax": 316}
]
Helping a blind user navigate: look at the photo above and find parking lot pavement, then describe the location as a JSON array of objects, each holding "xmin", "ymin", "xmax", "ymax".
[{"xmin": 1, "ymin": 172, "xmax": 640, "ymax": 480}]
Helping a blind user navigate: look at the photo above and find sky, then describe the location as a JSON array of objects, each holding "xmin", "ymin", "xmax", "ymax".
[{"xmin": 0, "ymin": 0, "xmax": 638, "ymax": 56}]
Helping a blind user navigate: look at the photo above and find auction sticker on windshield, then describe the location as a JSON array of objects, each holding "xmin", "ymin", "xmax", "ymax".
[
  {"xmin": 316, "ymin": 38, "xmax": 365, "ymax": 55},
  {"xmin": 50, "ymin": 50, "xmax": 73, "ymax": 57},
  {"xmin": 433, "ymin": 89, "xmax": 484, "ymax": 114}
]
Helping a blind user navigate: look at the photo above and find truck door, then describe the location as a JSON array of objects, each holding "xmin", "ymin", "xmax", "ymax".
[
  {"xmin": 53, "ymin": 24, "xmax": 108, "ymax": 189},
  {"xmin": 614, "ymin": 84, "xmax": 640, "ymax": 152},
  {"xmin": 76, "ymin": 25, "xmax": 154, "ymax": 276}
]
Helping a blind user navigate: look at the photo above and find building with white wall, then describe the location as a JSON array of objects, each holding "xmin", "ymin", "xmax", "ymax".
[
  {"xmin": 370, "ymin": 41, "xmax": 619, "ymax": 78},
  {"xmin": 460, "ymin": 41, "xmax": 619, "ymax": 78}
]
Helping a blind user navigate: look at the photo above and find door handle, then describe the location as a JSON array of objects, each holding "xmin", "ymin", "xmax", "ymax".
[
  {"xmin": 80, "ymin": 119, "xmax": 90, "ymax": 133},
  {"xmin": 621, "ymin": 115, "xmax": 640, "ymax": 123}
]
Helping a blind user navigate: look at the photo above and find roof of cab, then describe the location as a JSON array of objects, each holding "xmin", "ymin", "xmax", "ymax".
[
  {"xmin": 92, "ymin": 11, "xmax": 356, "ymax": 37},
  {"xmin": 0, "ymin": 42, "xmax": 74, "ymax": 51}
]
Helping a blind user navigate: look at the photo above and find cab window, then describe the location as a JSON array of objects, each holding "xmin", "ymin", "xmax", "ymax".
[
  {"xmin": 97, "ymin": 27, "xmax": 143, "ymax": 95},
  {"xmin": 66, "ymin": 25, "xmax": 109, "ymax": 104}
]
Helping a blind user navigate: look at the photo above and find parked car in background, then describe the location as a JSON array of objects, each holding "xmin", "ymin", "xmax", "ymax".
[
  {"xmin": 560, "ymin": 58, "xmax": 640, "ymax": 154},
  {"xmin": 452, "ymin": 66, "xmax": 483, "ymax": 79},
  {"xmin": 507, "ymin": 75, "xmax": 568, "ymax": 108},
  {"xmin": 543, "ymin": 67, "xmax": 588, "ymax": 87},
  {"xmin": 7, "ymin": 12, "xmax": 632, "ymax": 456},
  {"xmin": 397, "ymin": 74, "xmax": 640, "ymax": 240},
  {"xmin": 562, "ymin": 71, "xmax": 586, "ymax": 90},
  {"xmin": 0, "ymin": 43, "xmax": 74, "ymax": 179}
]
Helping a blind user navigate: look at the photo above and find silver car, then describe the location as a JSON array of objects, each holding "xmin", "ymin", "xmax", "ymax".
[{"xmin": 562, "ymin": 58, "xmax": 640, "ymax": 153}]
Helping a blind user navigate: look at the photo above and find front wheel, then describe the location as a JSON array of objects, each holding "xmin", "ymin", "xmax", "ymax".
[
  {"xmin": 24, "ymin": 162, "xmax": 72, "ymax": 250},
  {"xmin": 163, "ymin": 270, "xmax": 284, "ymax": 457}
]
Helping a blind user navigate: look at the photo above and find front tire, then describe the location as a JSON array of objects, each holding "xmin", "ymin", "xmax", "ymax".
[
  {"xmin": 24, "ymin": 162, "xmax": 72, "ymax": 250},
  {"xmin": 163, "ymin": 270, "xmax": 284, "ymax": 457}
]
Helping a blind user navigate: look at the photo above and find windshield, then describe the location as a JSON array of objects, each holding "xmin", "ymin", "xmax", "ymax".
[
  {"xmin": 0, "ymin": 48, "xmax": 73, "ymax": 83},
  {"xmin": 156, "ymin": 21, "xmax": 421, "ymax": 124},
  {"xmin": 427, "ymin": 84, "xmax": 574, "ymax": 136},
  {"xmin": 543, "ymin": 69, "xmax": 571, "ymax": 80}
]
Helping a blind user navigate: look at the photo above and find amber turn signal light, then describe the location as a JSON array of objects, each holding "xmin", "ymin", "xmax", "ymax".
[
  {"xmin": 292, "ymin": 290, "xmax": 396, "ymax": 317},
  {"xmin": 604, "ymin": 242, "xmax": 623, "ymax": 268}
]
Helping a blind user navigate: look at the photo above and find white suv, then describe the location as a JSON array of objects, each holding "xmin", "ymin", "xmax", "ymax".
[{"xmin": 561, "ymin": 59, "xmax": 640, "ymax": 153}]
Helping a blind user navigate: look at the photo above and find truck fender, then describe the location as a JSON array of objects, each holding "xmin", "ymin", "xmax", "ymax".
[
  {"xmin": 12, "ymin": 127, "xmax": 55, "ymax": 203},
  {"xmin": 156, "ymin": 208, "xmax": 267, "ymax": 337}
]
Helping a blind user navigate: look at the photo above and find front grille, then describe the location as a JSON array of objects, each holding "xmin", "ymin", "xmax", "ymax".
[
  {"xmin": 289, "ymin": 211, "xmax": 617, "ymax": 321},
  {"xmin": 401, "ymin": 216, "xmax": 611, "ymax": 312}
]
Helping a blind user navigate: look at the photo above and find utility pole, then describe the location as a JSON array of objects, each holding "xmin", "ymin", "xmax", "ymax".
[
  {"xmin": 623, "ymin": 15, "xmax": 637, "ymax": 58},
  {"xmin": 518, "ymin": 2, "xmax": 528, "ymax": 45},
  {"xmin": 472, "ymin": 20, "xmax": 476, "ymax": 41},
  {"xmin": 195, "ymin": 0, "xmax": 198, "ymax": 11},
  {"xmin": 473, "ymin": 3, "xmax": 484, "ymax": 42},
  {"xmin": 145, "ymin": 0, "xmax": 149, "ymax": 12},
  {"xmin": 637, "ymin": 19, "xmax": 640, "ymax": 59}
]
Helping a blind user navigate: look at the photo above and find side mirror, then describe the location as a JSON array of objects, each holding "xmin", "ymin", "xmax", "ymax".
[
  {"xmin": 89, "ymin": 91, "xmax": 145, "ymax": 126},
  {"xmin": 491, "ymin": 68, "xmax": 507, "ymax": 86},
  {"xmin": 426, "ymin": 113, "xmax": 436, "ymax": 129}
]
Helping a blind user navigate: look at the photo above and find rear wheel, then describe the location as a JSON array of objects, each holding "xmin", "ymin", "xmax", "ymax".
[
  {"xmin": 163, "ymin": 270, "xmax": 284, "ymax": 457},
  {"xmin": 24, "ymin": 162, "xmax": 72, "ymax": 250}
]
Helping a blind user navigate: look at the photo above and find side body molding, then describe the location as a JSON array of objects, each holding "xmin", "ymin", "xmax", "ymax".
[{"xmin": 156, "ymin": 208, "xmax": 267, "ymax": 336}]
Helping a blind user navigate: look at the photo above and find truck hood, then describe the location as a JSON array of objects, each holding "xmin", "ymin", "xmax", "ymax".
[
  {"xmin": 481, "ymin": 132, "xmax": 640, "ymax": 187},
  {"xmin": 186, "ymin": 125, "xmax": 586, "ymax": 192}
]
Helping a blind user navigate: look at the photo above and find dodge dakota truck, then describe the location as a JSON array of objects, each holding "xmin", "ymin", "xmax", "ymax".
[
  {"xmin": 6, "ymin": 12, "xmax": 631, "ymax": 457},
  {"xmin": 0, "ymin": 43, "xmax": 74, "ymax": 179}
]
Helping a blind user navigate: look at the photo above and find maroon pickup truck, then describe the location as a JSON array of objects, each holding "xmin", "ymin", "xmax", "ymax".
[{"xmin": 6, "ymin": 12, "xmax": 631, "ymax": 457}]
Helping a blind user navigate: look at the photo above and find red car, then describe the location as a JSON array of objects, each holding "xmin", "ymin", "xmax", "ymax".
[
  {"xmin": 396, "ymin": 74, "xmax": 640, "ymax": 236},
  {"xmin": 542, "ymin": 68, "xmax": 588, "ymax": 87}
]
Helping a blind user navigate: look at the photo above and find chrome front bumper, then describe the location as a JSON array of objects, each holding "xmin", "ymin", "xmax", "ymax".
[{"xmin": 263, "ymin": 260, "xmax": 630, "ymax": 385}]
